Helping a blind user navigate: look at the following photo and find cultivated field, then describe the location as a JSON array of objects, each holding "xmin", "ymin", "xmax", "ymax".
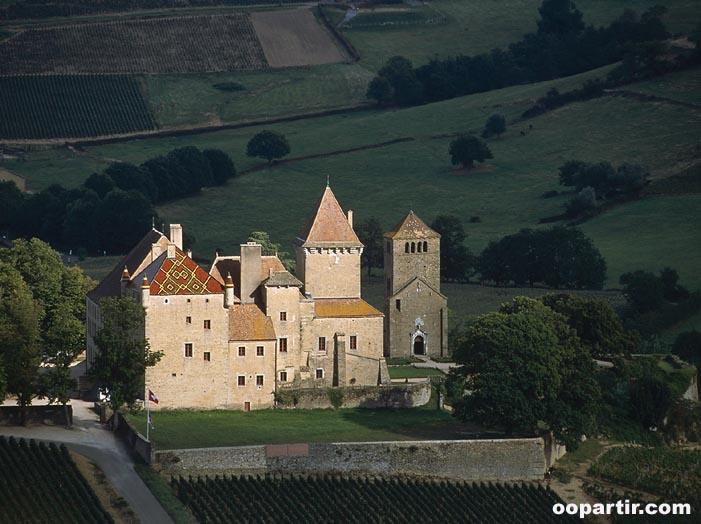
[
  {"xmin": 172, "ymin": 475, "xmax": 577, "ymax": 524},
  {"xmin": 0, "ymin": 436, "xmax": 113, "ymax": 524},
  {"xmin": 0, "ymin": 13, "xmax": 267, "ymax": 74},
  {"xmin": 0, "ymin": 75, "xmax": 156, "ymax": 139},
  {"xmin": 251, "ymin": 9, "xmax": 348, "ymax": 68}
]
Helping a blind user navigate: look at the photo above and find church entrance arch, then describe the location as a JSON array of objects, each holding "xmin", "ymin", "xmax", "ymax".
[{"xmin": 413, "ymin": 336, "xmax": 425, "ymax": 355}]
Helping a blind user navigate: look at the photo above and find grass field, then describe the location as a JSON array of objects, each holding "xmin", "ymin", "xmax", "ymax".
[
  {"xmin": 387, "ymin": 366, "xmax": 445, "ymax": 379},
  {"xmin": 341, "ymin": 0, "xmax": 701, "ymax": 71},
  {"xmin": 128, "ymin": 407, "xmax": 480, "ymax": 450}
]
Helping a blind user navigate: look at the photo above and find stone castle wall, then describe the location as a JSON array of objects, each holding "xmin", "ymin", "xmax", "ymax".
[{"xmin": 275, "ymin": 382, "xmax": 431, "ymax": 409}]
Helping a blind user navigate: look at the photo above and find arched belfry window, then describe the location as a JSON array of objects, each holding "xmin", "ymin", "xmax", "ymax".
[
  {"xmin": 411, "ymin": 242, "xmax": 416, "ymax": 253},
  {"xmin": 405, "ymin": 242, "xmax": 410, "ymax": 253},
  {"xmin": 423, "ymin": 241, "xmax": 428, "ymax": 252},
  {"xmin": 417, "ymin": 242, "xmax": 422, "ymax": 253}
]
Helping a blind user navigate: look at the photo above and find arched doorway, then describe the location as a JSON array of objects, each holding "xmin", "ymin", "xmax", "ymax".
[{"xmin": 413, "ymin": 335, "xmax": 425, "ymax": 356}]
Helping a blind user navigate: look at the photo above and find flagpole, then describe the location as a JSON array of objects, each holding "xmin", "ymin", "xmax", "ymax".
[{"xmin": 146, "ymin": 390, "xmax": 150, "ymax": 442}]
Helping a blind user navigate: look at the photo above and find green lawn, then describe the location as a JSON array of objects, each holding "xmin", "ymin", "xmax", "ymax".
[
  {"xmin": 128, "ymin": 407, "xmax": 479, "ymax": 450},
  {"xmin": 388, "ymin": 366, "xmax": 445, "ymax": 379}
]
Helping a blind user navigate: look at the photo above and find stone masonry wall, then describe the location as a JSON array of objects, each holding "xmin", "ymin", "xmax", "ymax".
[
  {"xmin": 275, "ymin": 382, "xmax": 431, "ymax": 409},
  {"xmin": 156, "ymin": 438, "xmax": 546, "ymax": 481}
]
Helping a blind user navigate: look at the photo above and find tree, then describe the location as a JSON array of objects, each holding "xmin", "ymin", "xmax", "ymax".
[
  {"xmin": 537, "ymin": 0, "xmax": 584, "ymax": 36},
  {"xmin": 540, "ymin": 227, "xmax": 606, "ymax": 289},
  {"xmin": 371, "ymin": 56, "xmax": 424, "ymax": 107},
  {"xmin": 82, "ymin": 172, "xmax": 115, "ymax": 199},
  {"xmin": 167, "ymin": 147, "xmax": 214, "ymax": 192},
  {"xmin": 0, "ymin": 180, "xmax": 23, "ymax": 228},
  {"xmin": 355, "ymin": 218, "xmax": 384, "ymax": 277},
  {"xmin": 620, "ymin": 270, "xmax": 665, "ymax": 313},
  {"xmin": 629, "ymin": 374, "xmax": 672, "ymax": 428},
  {"xmin": 565, "ymin": 186, "xmax": 597, "ymax": 217},
  {"xmin": 104, "ymin": 162, "xmax": 159, "ymax": 203},
  {"xmin": 203, "ymin": 149, "xmax": 237, "ymax": 186},
  {"xmin": 246, "ymin": 131, "xmax": 291, "ymax": 164},
  {"xmin": 247, "ymin": 231, "xmax": 295, "ymax": 271},
  {"xmin": 95, "ymin": 189, "xmax": 155, "ymax": 254},
  {"xmin": 90, "ymin": 297, "xmax": 163, "ymax": 420},
  {"xmin": 481, "ymin": 113, "xmax": 506, "ymax": 139},
  {"xmin": 0, "ymin": 262, "xmax": 42, "ymax": 424},
  {"xmin": 430, "ymin": 215, "xmax": 474, "ymax": 281},
  {"xmin": 449, "ymin": 135, "xmax": 493, "ymax": 168},
  {"xmin": 366, "ymin": 76, "xmax": 393, "ymax": 107},
  {"xmin": 672, "ymin": 330, "xmax": 701, "ymax": 368},
  {"xmin": 452, "ymin": 297, "xmax": 599, "ymax": 448}
]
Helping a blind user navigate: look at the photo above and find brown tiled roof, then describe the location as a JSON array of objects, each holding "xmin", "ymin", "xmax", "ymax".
[
  {"xmin": 384, "ymin": 210, "xmax": 440, "ymax": 240},
  {"xmin": 297, "ymin": 186, "xmax": 362, "ymax": 247},
  {"xmin": 147, "ymin": 248, "xmax": 223, "ymax": 295},
  {"xmin": 210, "ymin": 255, "xmax": 285, "ymax": 297},
  {"xmin": 87, "ymin": 229, "xmax": 168, "ymax": 302},
  {"xmin": 315, "ymin": 298, "xmax": 383, "ymax": 318},
  {"xmin": 229, "ymin": 304, "xmax": 276, "ymax": 341},
  {"xmin": 263, "ymin": 271, "xmax": 303, "ymax": 288}
]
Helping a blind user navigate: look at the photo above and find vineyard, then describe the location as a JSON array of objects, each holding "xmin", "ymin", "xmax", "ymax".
[
  {"xmin": 0, "ymin": 75, "xmax": 156, "ymax": 139},
  {"xmin": 0, "ymin": 14, "xmax": 268, "ymax": 74},
  {"xmin": 0, "ymin": 436, "xmax": 113, "ymax": 524},
  {"xmin": 171, "ymin": 474, "xmax": 577, "ymax": 524}
]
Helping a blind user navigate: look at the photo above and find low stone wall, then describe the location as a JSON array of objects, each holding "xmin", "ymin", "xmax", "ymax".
[
  {"xmin": 114, "ymin": 412, "xmax": 152, "ymax": 464},
  {"xmin": 276, "ymin": 382, "xmax": 431, "ymax": 409},
  {"xmin": 156, "ymin": 438, "xmax": 546, "ymax": 482},
  {"xmin": 0, "ymin": 405, "xmax": 72, "ymax": 426}
]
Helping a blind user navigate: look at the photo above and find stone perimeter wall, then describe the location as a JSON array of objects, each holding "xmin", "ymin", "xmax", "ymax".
[
  {"xmin": 276, "ymin": 382, "xmax": 432, "ymax": 409},
  {"xmin": 156, "ymin": 438, "xmax": 546, "ymax": 482}
]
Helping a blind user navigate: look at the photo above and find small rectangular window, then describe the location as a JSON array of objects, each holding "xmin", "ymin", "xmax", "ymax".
[
  {"xmin": 315, "ymin": 368, "xmax": 324, "ymax": 379},
  {"xmin": 186, "ymin": 316, "xmax": 192, "ymax": 324},
  {"xmin": 184, "ymin": 343, "xmax": 193, "ymax": 358},
  {"xmin": 280, "ymin": 371, "xmax": 288, "ymax": 382},
  {"xmin": 279, "ymin": 311, "xmax": 287, "ymax": 321},
  {"xmin": 350, "ymin": 336, "xmax": 357, "ymax": 350},
  {"xmin": 396, "ymin": 299, "xmax": 401, "ymax": 311},
  {"xmin": 237, "ymin": 375, "xmax": 245, "ymax": 387},
  {"xmin": 238, "ymin": 346, "xmax": 246, "ymax": 357},
  {"xmin": 279, "ymin": 338, "xmax": 288, "ymax": 352},
  {"xmin": 256, "ymin": 346, "xmax": 264, "ymax": 357},
  {"xmin": 318, "ymin": 337, "xmax": 326, "ymax": 352},
  {"xmin": 204, "ymin": 319, "xmax": 211, "ymax": 329},
  {"xmin": 256, "ymin": 375, "xmax": 264, "ymax": 387},
  {"xmin": 203, "ymin": 352, "xmax": 211, "ymax": 362}
]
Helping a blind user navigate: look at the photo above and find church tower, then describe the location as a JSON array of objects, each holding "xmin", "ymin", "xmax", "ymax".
[
  {"xmin": 295, "ymin": 185, "xmax": 363, "ymax": 299},
  {"xmin": 384, "ymin": 211, "xmax": 448, "ymax": 359}
]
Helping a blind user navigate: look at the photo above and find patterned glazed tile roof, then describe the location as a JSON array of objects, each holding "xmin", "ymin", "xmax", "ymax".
[
  {"xmin": 87, "ymin": 229, "xmax": 168, "ymax": 302},
  {"xmin": 384, "ymin": 210, "xmax": 440, "ymax": 240},
  {"xmin": 314, "ymin": 298, "xmax": 383, "ymax": 318},
  {"xmin": 263, "ymin": 271, "xmax": 303, "ymax": 288},
  {"xmin": 148, "ymin": 248, "xmax": 223, "ymax": 295},
  {"xmin": 229, "ymin": 304, "xmax": 276, "ymax": 341},
  {"xmin": 210, "ymin": 255, "xmax": 285, "ymax": 297},
  {"xmin": 297, "ymin": 186, "xmax": 362, "ymax": 247}
]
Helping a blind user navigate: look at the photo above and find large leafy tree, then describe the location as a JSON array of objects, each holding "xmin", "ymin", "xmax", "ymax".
[
  {"xmin": 449, "ymin": 135, "xmax": 493, "ymax": 168},
  {"xmin": 672, "ymin": 330, "xmax": 701, "ymax": 368},
  {"xmin": 203, "ymin": 149, "xmax": 237, "ymax": 186},
  {"xmin": 90, "ymin": 296, "xmax": 163, "ymax": 420},
  {"xmin": 246, "ymin": 131, "xmax": 291, "ymax": 164},
  {"xmin": 430, "ymin": 215, "xmax": 474, "ymax": 282},
  {"xmin": 452, "ymin": 297, "xmax": 599, "ymax": 449},
  {"xmin": 355, "ymin": 217, "xmax": 384, "ymax": 277},
  {"xmin": 481, "ymin": 113, "xmax": 506, "ymax": 139},
  {"xmin": 247, "ymin": 231, "xmax": 295, "ymax": 272}
]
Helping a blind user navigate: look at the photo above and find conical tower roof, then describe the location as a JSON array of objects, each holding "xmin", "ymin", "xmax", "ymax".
[
  {"xmin": 384, "ymin": 210, "xmax": 440, "ymax": 240},
  {"xmin": 297, "ymin": 186, "xmax": 362, "ymax": 247}
]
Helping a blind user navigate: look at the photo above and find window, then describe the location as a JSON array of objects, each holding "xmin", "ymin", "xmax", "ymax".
[
  {"xmin": 315, "ymin": 368, "xmax": 324, "ymax": 379},
  {"xmin": 238, "ymin": 346, "xmax": 246, "ymax": 357},
  {"xmin": 411, "ymin": 242, "xmax": 416, "ymax": 253},
  {"xmin": 256, "ymin": 346, "xmax": 265, "ymax": 357},
  {"xmin": 350, "ymin": 336, "xmax": 357, "ymax": 350},
  {"xmin": 318, "ymin": 337, "xmax": 326, "ymax": 352},
  {"xmin": 184, "ymin": 343, "xmax": 193, "ymax": 357},
  {"xmin": 417, "ymin": 242, "xmax": 422, "ymax": 253},
  {"xmin": 237, "ymin": 375, "xmax": 246, "ymax": 387},
  {"xmin": 203, "ymin": 352, "xmax": 211, "ymax": 362},
  {"xmin": 279, "ymin": 311, "xmax": 287, "ymax": 321},
  {"xmin": 279, "ymin": 338, "xmax": 288, "ymax": 352},
  {"xmin": 423, "ymin": 241, "xmax": 428, "ymax": 252},
  {"xmin": 396, "ymin": 299, "xmax": 401, "ymax": 311},
  {"xmin": 185, "ymin": 316, "xmax": 191, "ymax": 324},
  {"xmin": 405, "ymin": 242, "xmax": 409, "ymax": 253},
  {"xmin": 280, "ymin": 371, "xmax": 288, "ymax": 382},
  {"xmin": 204, "ymin": 319, "xmax": 211, "ymax": 329},
  {"xmin": 256, "ymin": 375, "xmax": 264, "ymax": 387}
]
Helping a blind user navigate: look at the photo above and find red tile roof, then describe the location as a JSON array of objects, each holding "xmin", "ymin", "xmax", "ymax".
[
  {"xmin": 149, "ymin": 248, "xmax": 222, "ymax": 295},
  {"xmin": 384, "ymin": 210, "xmax": 440, "ymax": 240},
  {"xmin": 229, "ymin": 304, "xmax": 276, "ymax": 341},
  {"xmin": 297, "ymin": 186, "xmax": 362, "ymax": 247},
  {"xmin": 210, "ymin": 255, "xmax": 285, "ymax": 297},
  {"xmin": 315, "ymin": 298, "xmax": 383, "ymax": 318}
]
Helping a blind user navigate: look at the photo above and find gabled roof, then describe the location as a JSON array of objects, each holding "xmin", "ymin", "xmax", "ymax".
[
  {"xmin": 137, "ymin": 247, "xmax": 223, "ymax": 295},
  {"xmin": 314, "ymin": 298, "xmax": 383, "ymax": 318},
  {"xmin": 263, "ymin": 271, "xmax": 303, "ymax": 288},
  {"xmin": 210, "ymin": 255, "xmax": 285, "ymax": 297},
  {"xmin": 389, "ymin": 275, "xmax": 446, "ymax": 301},
  {"xmin": 87, "ymin": 229, "xmax": 168, "ymax": 302},
  {"xmin": 229, "ymin": 304, "xmax": 276, "ymax": 341},
  {"xmin": 297, "ymin": 186, "xmax": 362, "ymax": 247},
  {"xmin": 384, "ymin": 210, "xmax": 440, "ymax": 240}
]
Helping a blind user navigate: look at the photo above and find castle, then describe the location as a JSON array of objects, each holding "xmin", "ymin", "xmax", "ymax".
[{"xmin": 86, "ymin": 186, "xmax": 447, "ymax": 410}]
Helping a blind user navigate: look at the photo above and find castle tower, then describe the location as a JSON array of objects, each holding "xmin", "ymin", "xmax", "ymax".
[
  {"xmin": 384, "ymin": 211, "xmax": 448, "ymax": 359},
  {"xmin": 295, "ymin": 185, "xmax": 363, "ymax": 299}
]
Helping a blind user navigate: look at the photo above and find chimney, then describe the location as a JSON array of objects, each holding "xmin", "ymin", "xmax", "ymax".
[
  {"xmin": 120, "ymin": 266, "xmax": 130, "ymax": 296},
  {"xmin": 224, "ymin": 273, "xmax": 235, "ymax": 308},
  {"xmin": 347, "ymin": 210, "xmax": 353, "ymax": 228},
  {"xmin": 141, "ymin": 276, "xmax": 150, "ymax": 309},
  {"xmin": 240, "ymin": 242, "xmax": 262, "ymax": 304},
  {"xmin": 169, "ymin": 224, "xmax": 183, "ymax": 250},
  {"xmin": 151, "ymin": 243, "xmax": 162, "ymax": 262},
  {"xmin": 167, "ymin": 243, "xmax": 176, "ymax": 259}
]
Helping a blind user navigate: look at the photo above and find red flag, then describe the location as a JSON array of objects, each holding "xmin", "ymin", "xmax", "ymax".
[{"xmin": 148, "ymin": 389, "xmax": 159, "ymax": 404}]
